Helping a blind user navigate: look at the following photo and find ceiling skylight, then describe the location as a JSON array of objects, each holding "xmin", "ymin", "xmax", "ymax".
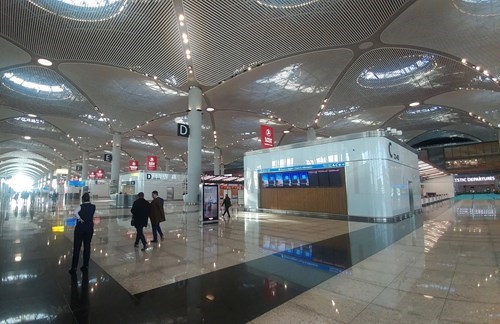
[
  {"xmin": 357, "ymin": 55, "xmax": 436, "ymax": 88},
  {"xmin": 256, "ymin": 64, "xmax": 328, "ymax": 94},
  {"xmin": 256, "ymin": 0, "xmax": 319, "ymax": 9},
  {"xmin": 27, "ymin": 0, "xmax": 128, "ymax": 22},
  {"xmin": 7, "ymin": 117, "xmax": 60, "ymax": 133},
  {"xmin": 129, "ymin": 138, "xmax": 159, "ymax": 147},
  {"xmin": 2, "ymin": 68, "xmax": 74, "ymax": 100}
]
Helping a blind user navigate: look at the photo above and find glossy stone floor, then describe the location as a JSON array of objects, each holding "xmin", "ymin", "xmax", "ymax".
[{"xmin": 1, "ymin": 194, "xmax": 499, "ymax": 323}]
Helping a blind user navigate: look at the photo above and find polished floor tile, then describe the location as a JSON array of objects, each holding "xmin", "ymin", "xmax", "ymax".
[{"xmin": 1, "ymin": 194, "xmax": 499, "ymax": 323}]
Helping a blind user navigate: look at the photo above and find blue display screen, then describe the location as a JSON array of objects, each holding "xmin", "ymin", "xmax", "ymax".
[{"xmin": 261, "ymin": 168, "xmax": 342, "ymax": 188}]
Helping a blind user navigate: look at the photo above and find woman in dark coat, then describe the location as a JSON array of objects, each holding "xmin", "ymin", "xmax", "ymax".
[
  {"xmin": 69, "ymin": 192, "xmax": 96, "ymax": 274},
  {"xmin": 131, "ymin": 192, "xmax": 150, "ymax": 251}
]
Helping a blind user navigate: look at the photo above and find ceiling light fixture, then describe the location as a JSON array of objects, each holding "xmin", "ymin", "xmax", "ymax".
[
  {"xmin": 283, "ymin": 130, "xmax": 290, "ymax": 134},
  {"xmin": 23, "ymin": 136, "xmax": 31, "ymax": 140},
  {"xmin": 206, "ymin": 107, "xmax": 215, "ymax": 112},
  {"xmin": 27, "ymin": 114, "xmax": 37, "ymax": 118},
  {"xmin": 37, "ymin": 58, "xmax": 53, "ymax": 66},
  {"xmin": 409, "ymin": 102, "xmax": 420, "ymax": 107}
]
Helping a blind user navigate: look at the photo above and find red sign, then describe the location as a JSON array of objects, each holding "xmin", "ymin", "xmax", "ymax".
[
  {"xmin": 260, "ymin": 125, "xmax": 274, "ymax": 148},
  {"xmin": 146, "ymin": 155, "xmax": 157, "ymax": 171},
  {"xmin": 89, "ymin": 171, "xmax": 95, "ymax": 180},
  {"xmin": 129, "ymin": 160, "xmax": 139, "ymax": 172},
  {"xmin": 95, "ymin": 169, "xmax": 105, "ymax": 179}
]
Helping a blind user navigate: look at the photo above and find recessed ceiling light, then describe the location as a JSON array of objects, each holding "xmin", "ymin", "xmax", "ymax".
[
  {"xmin": 37, "ymin": 58, "xmax": 52, "ymax": 66},
  {"xmin": 206, "ymin": 107, "xmax": 215, "ymax": 112},
  {"xmin": 283, "ymin": 130, "xmax": 290, "ymax": 134},
  {"xmin": 147, "ymin": 133, "xmax": 154, "ymax": 136},
  {"xmin": 409, "ymin": 102, "xmax": 420, "ymax": 107},
  {"xmin": 23, "ymin": 136, "xmax": 31, "ymax": 140},
  {"xmin": 27, "ymin": 114, "xmax": 37, "ymax": 118}
]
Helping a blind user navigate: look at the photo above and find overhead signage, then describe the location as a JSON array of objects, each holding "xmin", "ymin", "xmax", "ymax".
[
  {"xmin": 89, "ymin": 171, "xmax": 95, "ymax": 179},
  {"xmin": 95, "ymin": 169, "xmax": 105, "ymax": 179},
  {"xmin": 104, "ymin": 153, "xmax": 112, "ymax": 162},
  {"xmin": 76, "ymin": 165, "xmax": 82, "ymax": 171},
  {"xmin": 146, "ymin": 155, "xmax": 158, "ymax": 171},
  {"xmin": 54, "ymin": 168, "xmax": 68, "ymax": 175},
  {"xmin": 454, "ymin": 175, "xmax": 495, "ymax": 183},
  {"xmin": 260, "ymin": 162, "xmax": 346, "ymax": 173},
  {"xmin": 260, "ymin": 125, "xmax": 274, "ymax": 149},
  {"xmin": 177, "ymin": 123, "xmax": 190, "ymax": 137},
  {"xmin": 129, "ymin": 160, "xmax": 139, "ymax": 171}
]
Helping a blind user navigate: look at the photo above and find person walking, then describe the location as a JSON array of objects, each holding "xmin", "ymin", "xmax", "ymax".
[
  {"xmin": 69, "ymin": 192, "xmax": 96, "ymax": 274},
  {"xmin": 149, "ymin": 190, "xmax": 165, "ymax": 243},
  {"xmin": 131, "ymin": 192, "xmax": 150, "ymax": 251},
  {"xmin": 221, "ymin": 194, "xmax": 232, "ymax": 219}
]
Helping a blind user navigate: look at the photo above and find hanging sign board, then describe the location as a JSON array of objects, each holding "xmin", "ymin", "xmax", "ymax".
[
  {"xmin": 146, "ymin": 155, "xmax": 158, "ymax": 171},
  {"xmin": 129, "ymin": 160, "xmax": 139, "ymax": 171},
  {"xmin": 260, "ymin": 125, "xmax": 274, "ymax": 149}
]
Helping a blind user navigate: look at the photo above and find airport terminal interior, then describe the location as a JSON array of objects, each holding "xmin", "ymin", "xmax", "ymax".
[{"xmin": 1, "ymin": 0, "xmax": 499, "ymax": 323}]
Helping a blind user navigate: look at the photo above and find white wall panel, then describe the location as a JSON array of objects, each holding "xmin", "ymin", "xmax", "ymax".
[{"xmin": 244, "ymin": 132, "xmax": 421, "ymax": 218}]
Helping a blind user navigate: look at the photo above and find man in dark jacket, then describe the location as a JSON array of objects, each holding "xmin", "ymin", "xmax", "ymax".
[
  {"xmin": 69, "ymin": 192, "xmax": 96, "ymax": 274},
  {"xmin": 149, "ymin": 190, "xmax": 166, "ymax": 243},
  {"xmin": 131, "ymin": 192, "xmax": 150, "ymax": 251},
  {"xmin": 221, "ymin": 194, "xmax": 232, "ymax": 219}
]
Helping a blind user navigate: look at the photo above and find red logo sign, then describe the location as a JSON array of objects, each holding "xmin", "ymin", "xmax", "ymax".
[
  {"xmin": 129, "ymin": 160, "xmax": 139, "ymax": 172},
  {"xmin": 89, "ymin": 171, "xmax": 95, "ymax": 179},
  {"xmin": 146, "ymin": 155, "xmax": 157, "ymax": 171},
  {"xmin": 95, "ymin": 169, "xmax": 105, "ymax": 179},
  {"xmin": 260, "ymin": 125, "xmax": 274, "ymax": 148}
]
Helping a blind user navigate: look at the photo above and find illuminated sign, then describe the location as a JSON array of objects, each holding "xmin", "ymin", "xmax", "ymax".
[
  {"xmin": 454, "ymin": 176, "xmax": 495, "ymax": 183},
  {"xmin": 129, "ymin": 160, "xmax": 139, "ymax": 171},
  {"xmin": 146, "ymin": 155, "xmax": 157, "ymax": 171},
  {"xmin": 260, "ymin": 125, "xmax": 274, "ymax": 149}
]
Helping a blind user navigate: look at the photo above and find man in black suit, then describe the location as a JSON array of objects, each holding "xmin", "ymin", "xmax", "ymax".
[
  {"xmin": 69, "ymin": 192, "xmax": 96, "ymax": 274},
  {"xmin": 131, "ymin": 192, "xmax": 150, "ymax": 251}
]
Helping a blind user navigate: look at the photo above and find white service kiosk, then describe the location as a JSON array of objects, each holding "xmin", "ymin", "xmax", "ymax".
[{"xmin": 244, "ymin": 131, "xmax": 421, "ymax": 221}]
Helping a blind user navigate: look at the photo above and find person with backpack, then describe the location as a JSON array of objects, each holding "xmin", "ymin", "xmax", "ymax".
[
  {"xmin": 149, "ymin": 190, "xmax": 165, "ymax": 242},
  {"xmin": 221, "ymin": 194, "xmax": 232, "ymax": 219}
]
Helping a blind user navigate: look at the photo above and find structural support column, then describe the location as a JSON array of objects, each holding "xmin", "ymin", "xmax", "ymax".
[
  {"xmin": 111, "ymin": 133, "xmax": 121, "ymax": 185},
  {"xmin": 307, "ymin": 127, "xmax": 316, "ymax": 141},
  {"xmin": 186, "ymin": 87, "xmax": 202, "ymax": 204},
  {"xmin": 67, "ymin": 160, "xmax": 72, "ymax": 179},
  {"xmin": 165, "ymin": 159, "xmax": 170, "ymax": 172},
  {"xmin": 81, "ymin": 151, "xmax": 89, "ymax": 180},
  {"xmin": 220, "ymin": 164, "xmax": 225, "ymax": 175},
  {"xmin": 214, "ymin": 147, "xmax": 221, "ymax": 175}
]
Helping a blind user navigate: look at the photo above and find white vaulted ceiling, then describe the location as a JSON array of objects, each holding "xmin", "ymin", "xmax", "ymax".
[{"xmin": 0, "ymin": 0, "xmax": 498, "ymax": 179}]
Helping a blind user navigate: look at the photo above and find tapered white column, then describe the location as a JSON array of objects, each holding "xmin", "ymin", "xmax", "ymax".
[
  {"xmin": 67, "ymin": 161, "xmax": 72, "ymax": 179},
  {"xmin": 165, "ymin": 159, "xmax": 170, "ymax": 172},
  {"xmin": 111, "ymin": 133, "xmax": 121, "ymax": 184},
  {"xmin": 186, "ymin": 87, "xmax": 202, "ymax": 204},
  {"xmin": 214, "ymin": 147, "xmax": 221, "ymax": 175},
  {"xmin": 81, "ymin": 151, "xmax": 89, "ymax": 180},
  {"xmin": 307, "ymin": 127, "xmax": 316, "ymax": 141}
]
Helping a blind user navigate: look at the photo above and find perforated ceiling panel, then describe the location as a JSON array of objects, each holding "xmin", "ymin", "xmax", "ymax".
[
  {"xmin": 183, "ymin": 0, "xmax": 409, "ymax": 85},
  {"xmin": 0, "ymin": 0, "xmax": 188, "ymax": 86},
  {"xmin": 321, "ymin": 48, "xmax": 498, "ymax": 127},
  {"xmin": 382, "ymin": 0, "xmax": 500, "ymax": 75}
]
